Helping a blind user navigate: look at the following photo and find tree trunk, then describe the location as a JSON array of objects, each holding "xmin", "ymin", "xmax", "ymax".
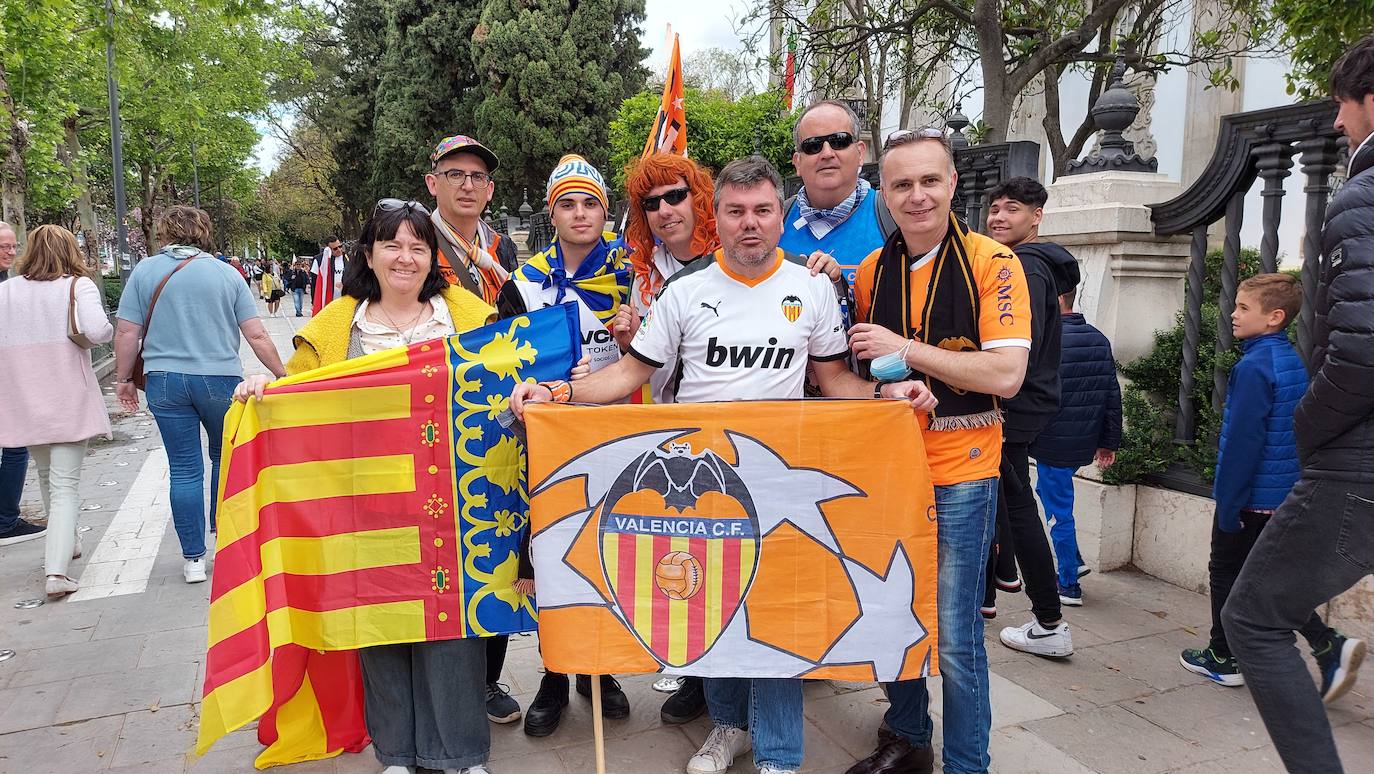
[
  {"xmin": 140, "ymin": 163, "xmax": 159, "ymax": 253},
  {"xmin": 61, "ymin": 116, "xmax": 100, "ymax": 268},
  {"xmin": 0, "ymin": 59, "xmax": 29, "ymax": 248},
  {"xmin": 973, "ymin": 0, "xmax": 1012, "ymax": 143}
]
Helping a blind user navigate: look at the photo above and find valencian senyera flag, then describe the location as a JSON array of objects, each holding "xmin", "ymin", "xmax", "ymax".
[
  {"xmin": 526, "ymin": 399, "xmax": 939, "ymax": 682},
  {"xmin": 197, "ymin": 304, "xmax": 581, "ymax": 768}
]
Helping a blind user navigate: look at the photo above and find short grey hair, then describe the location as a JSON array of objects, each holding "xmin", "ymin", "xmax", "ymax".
[
  {"xmin": 0, "ymin": 220, "xmax": 11, "ymax": 233},
  {"xmin": 714, "ymin": 155, "xmax": 785, "ymax": 210},
  {"xmin": 793, "ymin": 100, "xmax": 863, "ymax": 150}
]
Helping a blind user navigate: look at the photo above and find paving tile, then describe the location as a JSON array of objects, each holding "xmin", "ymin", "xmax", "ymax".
[
  {"xmin": 139, "ymin": 626, "xmax": 210, "ymax": 668},
  {"xmin": 5, "ymin": 634, "xmax": 145, "ymax": 688},
  {"xmin": 0, "ymin": 714, "xmax": 124, "ymax": 772},
  {"xmin": 0, "ymin": 679, "xmax": 73, "ymax": 734},
  {"xmin": 1169, "ymin": 745, "xmax": 1287, "ymax": 773},
  {"xmin": 1119, "ymin": 683, "xmax": 1271, "ymax": 753},
  {"xmin": 54, "ymin": 662, "xmax": 198, "ymax": 724},
  {"xmin": 992, "ymin": 651, "xmax": 1150, "ymax": 714},
  {"xmin": 1333, "ymin": 718, "xmax": 1374, "ymax": 763},
  {"xmin": 988, "ymin": 726, "xmax": 1097, "ymax": 774},
  {"xmin": 1075, "ymin": 628, "xmax": 1206, "ymax": 694},
  {"xmin": 0, "ymin": 607, "xmax": 103, "ymax": 649},
  {"xmin": 556, "ymin": 725, "xmax": 700, "ymax": 774},
  {"xmin": 188, "ymin": 745, "xmax": 335, "ymax": 773},
  {"xmin": 107, "ymin": 758, "xmax": 188, "ymax": 774},
  {"xmin": 1021, "ymin": 704, "xmax": 1212, "ymax": 774},
  {"xmin": 800, "ymin": 686, "xmax": 889, "ymax": 759},
  {"xmin": 111, "ymin": 705, "xmax": 199, "ymax": 767},
  {"xmin": 91, "ymin": 600, "xmax": 207, "ymax": 640},
  {"xmin": 986, "ymin": 672, "xmax": 1065, "ymax": 728},
  {"xmin": 1062, "ymin": 592, "xmax": 1183, "ymax": 644},
  {"xmin": 485, "ymin": 748, "xmax": 570, "ymax": 773}
]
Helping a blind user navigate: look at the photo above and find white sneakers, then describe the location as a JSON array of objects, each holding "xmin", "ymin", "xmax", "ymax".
[
  {"xmin": 687, "ymin": 725, "xmax": 751, "ymax": 774},
  {"xmin": 381, "ymin": 767, "xmax": 414, "ymax": 774},
  {"xmin": 184, "ymin": 558, "xmax": 208, "ymax": 583},
  {"xmin": 1000, "ymin": 619, "xmax": 1074, "ymax": 658},
  {"xmin": 45, "ymin": 575, "xmax": 79, "ymax": 599}
]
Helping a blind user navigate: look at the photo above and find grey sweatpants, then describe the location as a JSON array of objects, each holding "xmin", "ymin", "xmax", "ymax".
[{"xmin": 359, "ymin": 637, "xmax": 490, "ymax": 770}]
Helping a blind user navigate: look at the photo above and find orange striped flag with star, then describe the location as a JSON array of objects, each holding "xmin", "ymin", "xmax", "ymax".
[
  {"xmin": 197, "ymin": 305, "xmax": 580, "ymax": 767},
  {"xmin": 643, "ymin": 33, "xmax": 687, "ymax": 157}
]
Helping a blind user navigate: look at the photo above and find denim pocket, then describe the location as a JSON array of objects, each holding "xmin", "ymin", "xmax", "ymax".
[
  {"xmin": 1336, "ymin": 492, "xmax": 1374, "ymax": 572},
  {"xmin": 144, "ymin": 372, "xmax": 172, "ymax": 410}
]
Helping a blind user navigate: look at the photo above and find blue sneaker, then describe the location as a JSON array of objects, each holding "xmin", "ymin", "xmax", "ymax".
[
  {"xmin": 1315, "ymin": 632, "xmax": 1365, "ymax": 704},
  {"xmin": 1058, "ymin": 583, "xmax": 1083, "ymax": 606},
  {"xmin": 1180, "ymin": 647, "xmax": 1244, "ymax": 687}
]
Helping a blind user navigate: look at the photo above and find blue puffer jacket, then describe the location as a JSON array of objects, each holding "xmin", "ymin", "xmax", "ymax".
[
  {"xmin": 1213, "ymin": 332, "xmax": 1307, "ymax": 531},
  {"xmin": 1029, "ymin": 313, "xmax": 1122, "ymax": 468}
]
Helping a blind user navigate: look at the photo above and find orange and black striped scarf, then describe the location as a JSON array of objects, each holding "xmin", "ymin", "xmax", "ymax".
[{"xmin": 867, "ymin": 214, "xmax": 1002, "ymax": 430}]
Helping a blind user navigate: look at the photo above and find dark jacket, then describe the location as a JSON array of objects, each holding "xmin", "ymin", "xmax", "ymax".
[
  {"xmin": 1002, "ymin": 241, "xmax": 1082, "ymax": 443},
  {"xmin": 1213, "ymin": 332, "xmax": 1306, "ymax": 531},
  {"xmin": 493, "ymin": 230, "xmax": 518, "ymax": 274},
  {"xmin": 1294, "ymin": 138, "xmax": 1374, "ymax": 481},
  {"xmin": 285, "ymin": 268, "xmax": 310, "ymax": 290},
  {"xmin": 1029, "ymin": 313, "xmax": 1122, "ymax": 468}
]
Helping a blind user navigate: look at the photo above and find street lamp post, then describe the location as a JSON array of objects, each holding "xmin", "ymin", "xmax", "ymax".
[{"xmin": 105, "ymin": 0, "xmax": 131, "ymax": 281}]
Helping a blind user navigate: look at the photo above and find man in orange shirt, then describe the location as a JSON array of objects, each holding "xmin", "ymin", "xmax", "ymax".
[{"xmin": 846, "ymin": 130, "xmax": 1031, "ymax": 774}]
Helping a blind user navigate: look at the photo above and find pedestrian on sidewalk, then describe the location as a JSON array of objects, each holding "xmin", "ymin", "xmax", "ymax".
[
  {"xmin": 261, "ymin": 261, "xmax": 284, "ymax": 316},
  {"xmin": 237, "ymin": 199, "xmax": 498, "ymax": 774},
  {"xmin": 0, "ymin": 225, "xmax": 114, "ymax": 598},
  {"xmin": 0, "ymin": 219, "xmax": 42, "ymax": 548},
  {"xmin": 1222, "ymin": 45, "xmax": 1374, "ymax": 761},
  {"xmin": 287, "ymin": 259, "xmax": 310, "ymax": 316},
  {"xmin": 1027, "ymin": 288, "xmax": 1122, "ymax": 604},
  {"xmin": 114, "ymin": 205, "xmax": 287, "ymax": 584}
]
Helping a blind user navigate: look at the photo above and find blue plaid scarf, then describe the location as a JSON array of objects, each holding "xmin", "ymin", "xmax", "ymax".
[{"xmin": 796, "ymin": 178, "xmax": 871, "ymax": 237}]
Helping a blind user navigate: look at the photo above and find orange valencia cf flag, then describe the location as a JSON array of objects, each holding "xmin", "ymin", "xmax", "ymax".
[
  {"xmin": 197, "ymin": 305, "xmax": 580, "ymax": 767},
  {"xmin": 643, "ymin": 33, "xmax": 687, "ymax": 157},
  {"xmin": 525, "ymin": 400, "xmax": 938, "ymax": 682}
]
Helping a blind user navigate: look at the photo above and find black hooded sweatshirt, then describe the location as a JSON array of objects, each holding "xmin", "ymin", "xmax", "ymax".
[{"xmin": 1003, "ymin": 240, "xmax": 1082, "ymax": 444}]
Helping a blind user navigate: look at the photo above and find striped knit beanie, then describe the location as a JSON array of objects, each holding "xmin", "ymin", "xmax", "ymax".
[{"xmin": 546, "ymin": 153, "xmax": 609, "ymax": 210}]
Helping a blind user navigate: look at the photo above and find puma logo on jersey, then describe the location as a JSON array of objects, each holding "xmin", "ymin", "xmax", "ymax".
[
  {"xmin": 700, "ymin": 301, "xmax": 722, "ymax": 317},
  {"xmin": 705, "ymin": 337, "xmax": 796, "ymax": 370}
]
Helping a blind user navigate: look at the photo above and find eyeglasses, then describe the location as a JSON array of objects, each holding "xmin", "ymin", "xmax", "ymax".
[
  {"xmin": 641, "ymin": 186, "xmax": 690, "ymax": 212},
  {"xmin": 433, "ymin": 169, "xmax": 493, "ymax": 189},
  {"xmin": 374, "ymin": 198, "xmax": 431, "ymax": 216},
  {"xmin": 798, "ymin": 131, "xmax": 857, "ymax": 156},
  {"xmin": 883, "ymin": 127, "xmax": 945, "ymax": 151}
]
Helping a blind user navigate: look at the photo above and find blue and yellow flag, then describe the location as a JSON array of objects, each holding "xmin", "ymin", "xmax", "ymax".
[{"xmin": 198, "ymin": 304, "xmax": 580, "ymax": 767}]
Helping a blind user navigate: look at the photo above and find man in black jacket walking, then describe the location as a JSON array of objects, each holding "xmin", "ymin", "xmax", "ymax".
[{"xmin": 1222, "ymin": 35, "xmax": 1374, "ymax": 772}]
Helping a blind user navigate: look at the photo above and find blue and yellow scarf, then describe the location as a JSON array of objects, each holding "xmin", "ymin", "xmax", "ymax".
[{"xmin": 518, "ymin": 232, "xmax": 631, "ymax": 325}]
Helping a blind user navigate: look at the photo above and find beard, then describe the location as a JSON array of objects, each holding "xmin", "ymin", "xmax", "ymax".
[{"xmin": 724, "ymin": 235, "xmax": 773, "ymax": 267}]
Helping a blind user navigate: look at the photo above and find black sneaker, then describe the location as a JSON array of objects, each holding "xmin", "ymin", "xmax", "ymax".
[
  {"xmin": 523, "ymin": 671, "xmax": 569, "ymax": 737},
  {"xmin": 486, "ymin": 681, "xmax": 521, "ymax": 724},
  {"xmin": 576, "ymin": 673, "xmax": 630, "ymax": 719},
  {"xmin": 1315, "ymin": 632, "xmax": 1366, "ymax": 704},
  {"xmin": 0, "ymin": 519, "xmax": 45, "ymax": 546},
  {"xmin": 1179, "ymin": 647, "xmax": 1244, "ymax": 687},
  {"xmin": 660, "ymin": 675, "xmax": 706, "ymax": 724}
]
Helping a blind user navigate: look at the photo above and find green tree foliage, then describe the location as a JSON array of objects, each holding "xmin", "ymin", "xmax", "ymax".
[
  {"xmin": 1103, "ymin": 247, "xmax": 1265, "ymax": 485},
  {"xmin": 471, "ymin": 0, "xmax": 649, "ymax": 212},
  {"xmin": 1273, "ymin": 0, "xmax": 1374, "ymax": 99},
  {"xmin": 607, "ymin": 88, "xmax": 798, "ymax": 194}
]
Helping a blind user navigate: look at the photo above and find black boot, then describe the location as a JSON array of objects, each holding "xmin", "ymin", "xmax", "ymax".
[
  {"xmin": 523, "ymin": 671, "xmax": 570, "ymax": 737},
  {"xmin": 575, "ymin": 674, "xmax": 630, "ymax": 719},
  {"xmin": 660, "ymin": 675, "xmax": 706, "ymax": 724},
  {"xmin": 845, "ymin": 727, "xmax": 934, "ymax": 774}
]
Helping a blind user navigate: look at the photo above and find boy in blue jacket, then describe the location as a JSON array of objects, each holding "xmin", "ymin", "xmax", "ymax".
[{"xmin": 1180, "ymin": 274, "xmax": 1361, "ymax": 692}]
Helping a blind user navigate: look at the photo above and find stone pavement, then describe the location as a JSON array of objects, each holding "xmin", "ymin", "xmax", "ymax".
[{"xmin": 2, "ymin": 298, "xmax": 1372, "ymax": 774}]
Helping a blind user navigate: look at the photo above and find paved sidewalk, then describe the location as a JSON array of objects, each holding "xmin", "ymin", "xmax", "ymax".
[{"xmin": 1, "ymin": 299, "xmax": 1371, "ymax": 773}]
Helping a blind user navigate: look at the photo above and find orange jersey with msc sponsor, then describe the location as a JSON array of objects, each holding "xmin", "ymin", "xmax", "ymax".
[{"xmin": 854, "ymin": 232, "xmax": 1030, "ymax": 486}]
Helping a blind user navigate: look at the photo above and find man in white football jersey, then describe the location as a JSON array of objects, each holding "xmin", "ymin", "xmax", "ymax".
[{"xmin": 511, "ymin": 155, "xmax": 935, "ymax": 774}]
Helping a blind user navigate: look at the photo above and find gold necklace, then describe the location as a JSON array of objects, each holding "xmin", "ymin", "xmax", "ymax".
[{"xmin": 374, "ymin": 300, "xmax": 428, "ymax": 344}]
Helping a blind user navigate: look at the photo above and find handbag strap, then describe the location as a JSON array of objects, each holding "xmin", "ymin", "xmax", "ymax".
[
  {"xmin": 68, "ymin": 276, "xmax": 80, "ymax": 331},
  {"xmin": 143, "ymin": 254, "xmax": 198, "ymax": 334}
]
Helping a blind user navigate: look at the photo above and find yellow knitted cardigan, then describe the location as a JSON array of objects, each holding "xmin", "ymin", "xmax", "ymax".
[{"xmin": 286, "ymin": 285, "xmax": 496, "ymax": 374}]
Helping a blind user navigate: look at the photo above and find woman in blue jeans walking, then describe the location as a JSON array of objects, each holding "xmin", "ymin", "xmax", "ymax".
[{"xmin": 113, "ymin": 206, "xmax": 286, "ymax": 583}]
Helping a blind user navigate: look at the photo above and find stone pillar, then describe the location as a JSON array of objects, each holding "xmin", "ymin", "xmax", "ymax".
[{"xmin": 1039, "ymin": 170, "xmax": 1192, "ymax": 366}]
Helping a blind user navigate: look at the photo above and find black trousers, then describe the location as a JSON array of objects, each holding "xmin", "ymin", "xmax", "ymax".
[
  {"xmin": 1208, "ymin": 510, "xmax": 1330, "ymax": 656},
  {"xmin": 996, "ymin": 441, "xmax": 1062, "ymax": 625},
  {"xmin": 486, "ymin": 635, "xmax": 508, "ymax": 685}
]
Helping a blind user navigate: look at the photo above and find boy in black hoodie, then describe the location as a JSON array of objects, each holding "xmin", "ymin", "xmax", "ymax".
[{"xmin": 982, "ymin": 177, "xmax": 1083, "ymax": 658}]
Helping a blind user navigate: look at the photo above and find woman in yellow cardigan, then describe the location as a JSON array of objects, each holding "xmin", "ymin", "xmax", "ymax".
[{"xmin": 236, "ymin": 199, "xmax": 496, "ymax": 774}]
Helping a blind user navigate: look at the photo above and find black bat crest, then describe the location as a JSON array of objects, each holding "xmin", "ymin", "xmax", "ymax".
[{"xmin": 603, "ymin": 442, "xmax": 756, "ymax": 516}]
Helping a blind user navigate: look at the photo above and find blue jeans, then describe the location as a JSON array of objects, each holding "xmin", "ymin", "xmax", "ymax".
[
  {"xmin": 292, "ymin": 287, "xmax": 305, "ymax": 314},
  {"xmin": 883, "ymin": 477, "xmax": 998, "ymax": 774},
  {"xmin": 704, "ymin": 677, "xmax": 803, "ymax": 770},
  {"xmin": 1034, "ymin": 464, "xmax": 1083, "ymax": 588},
  {"xmin": 145, "ymin": 372, "xmax": 238, "ymax": 559},
  {"xmin": 0, "ymin": 446, "xmax": 29, "ymax": 533}
]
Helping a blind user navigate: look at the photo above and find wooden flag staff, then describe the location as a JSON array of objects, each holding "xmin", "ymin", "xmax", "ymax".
[{"xmin": 591, "ymin": 675, "xmax": 607, "ymax": 774}]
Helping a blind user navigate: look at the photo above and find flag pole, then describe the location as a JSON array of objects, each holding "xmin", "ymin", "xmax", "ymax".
[{"xmin": 591, "ymin": 675, "xmax": 607, "ymax": 774}]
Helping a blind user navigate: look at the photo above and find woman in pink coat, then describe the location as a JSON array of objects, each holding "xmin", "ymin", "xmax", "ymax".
[{"xmin": 0, "ymin": 225, "xmax": 114, "ymax": 598}]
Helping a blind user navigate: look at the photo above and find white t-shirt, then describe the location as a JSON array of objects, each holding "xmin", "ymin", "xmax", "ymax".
[{"xmin": 629, "ymin": 249, "xmax": 849, "ymax": 404}]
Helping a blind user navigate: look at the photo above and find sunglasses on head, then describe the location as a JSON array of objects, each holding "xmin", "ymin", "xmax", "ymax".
[
  {"xmin": 798, "ymin": 131, "xmax": 857, "ymax": 156},
  {"xmin": 882, "ymin": 127, "xmax": 945, "ymax": 151},
  {"xmin": 641, "ymin": 186, "xmax": 690, "ymax": 212},
  {"xmin": 373, "ymin": 198, "xmax": 431, "ymax": 217}
]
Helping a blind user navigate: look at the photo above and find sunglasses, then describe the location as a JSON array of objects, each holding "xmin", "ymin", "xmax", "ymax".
[
  {"xmin": 882, "ymin": 127, "xmax": 945, "ymax": 151},
  {"xmin": 641, "ymin": 186, "xmax": 690, "ymax": 212},
  {"xmin": 798, "ymin": 131, "xmax": 857, "ymax": 156},
  {"xmin": 373, "ymin": 198, "xmax": 431, "ymax": 217}
]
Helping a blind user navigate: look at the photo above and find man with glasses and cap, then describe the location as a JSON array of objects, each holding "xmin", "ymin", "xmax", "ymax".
[{"xmin": 425, "ymin": 134, "xmax": 518, "ymax": 306}]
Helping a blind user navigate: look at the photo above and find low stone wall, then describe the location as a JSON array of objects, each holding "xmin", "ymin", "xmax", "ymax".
[{"xmin": 1028, "ymin": 463, "xmax": 1373, "ymax": 641}]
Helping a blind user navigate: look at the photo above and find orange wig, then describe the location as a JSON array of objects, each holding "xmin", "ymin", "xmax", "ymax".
[{"xmin": 623, "ymin": 153, "xmax": 719, "ymax": 281}]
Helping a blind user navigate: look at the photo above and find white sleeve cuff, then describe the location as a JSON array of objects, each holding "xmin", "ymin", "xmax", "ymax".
[{"xmin": 983, "ymin": 338, "xmax": 1031, "ymax": 351}]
